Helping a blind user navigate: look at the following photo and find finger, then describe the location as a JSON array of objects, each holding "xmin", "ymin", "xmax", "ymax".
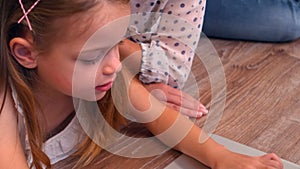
[
  {"xmin": 264, "ymin": 160, "xmax": 283, "ymax": 169},
  {"xmin": 166, "ymin": 93, "xmax": 208, "ymax": 116},
  {"xmin": 145, "ymin": 83, "xmax": 208, "ymax": 113},
  {"xmin": 198, "ymin": 106, "xmax": 209, "ymax": 115},
  {"xmin": 165, "ymin": 89, "xmax": 208, "ymax": 113},
  {"xmin": 165, "ymin": 103, "xmax": 206, "ymax": 118},
  {"xmin": 166, "ymin": 87, "xmax": 198, "ymax": 106},
  {"xmin": 261, "ymin": 154, "xmax": 283, "ymax": 169},
  {"xmin": 149, "ymin": 87, "xmax": 168, "ymax": 102}
]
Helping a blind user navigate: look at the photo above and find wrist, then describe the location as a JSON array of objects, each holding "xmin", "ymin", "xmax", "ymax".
[
  {"xmin": 209, "ymin": 145, "xmax": 233, "ymax": 169},
  {"xmin": 198, "ymin": 139, "xmax": 230, "ymax": 168}
]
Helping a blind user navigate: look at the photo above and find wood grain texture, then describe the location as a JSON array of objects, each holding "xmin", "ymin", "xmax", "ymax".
[
  {"xmin": 196, "ymin": 38, "xmax": 300, "ymax": 165},
  {"xmin": 53, "ymin": 38, "xmax": 300, "ymax": 168}
]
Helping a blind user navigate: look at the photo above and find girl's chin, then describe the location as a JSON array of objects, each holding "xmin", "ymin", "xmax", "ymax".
[
  {"xmin": 74, "ymin": 91, "xmax": 107, "ymax": 102},
  {"xmin": 95, "ymin": 92, "xmax": 106, "ymax": 101}
]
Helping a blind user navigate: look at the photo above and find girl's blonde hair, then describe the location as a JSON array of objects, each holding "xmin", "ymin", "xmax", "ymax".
[{"xmin": 0, "ymin": 0, "xmax": 129, "ymax": 168}]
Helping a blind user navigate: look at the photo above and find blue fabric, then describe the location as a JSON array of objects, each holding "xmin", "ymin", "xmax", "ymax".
[{"xmin": 203, "ymin": 0, "xmax": 300, "ymax": 42}]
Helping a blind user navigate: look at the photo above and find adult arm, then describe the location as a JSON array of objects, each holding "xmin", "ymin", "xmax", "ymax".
[
  {"xmin": 120, "ymin": 0, "xmax": 208, "ymax": 117},
  {"xmin": 119, "ymin": 39, "xmax": 208, "ymax": 118},
  {"xmin": 129, "ymin": 0, "xmax": 207, "ymax": 88}
]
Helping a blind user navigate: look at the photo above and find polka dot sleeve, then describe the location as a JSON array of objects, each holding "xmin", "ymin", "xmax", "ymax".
[{"xmin": 129, "ymin": 0, "xmax": 206, "ymax": 89}]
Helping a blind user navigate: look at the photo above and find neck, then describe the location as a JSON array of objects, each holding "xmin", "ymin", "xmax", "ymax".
[{"xmin": 33, "ymin": 85, "xmax": 75, "ymax": 137}]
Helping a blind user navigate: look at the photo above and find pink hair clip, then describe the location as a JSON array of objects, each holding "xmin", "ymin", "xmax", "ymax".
[{"xmin": 18, "ymin": 0, "xmax": 41, "ymax": 31}]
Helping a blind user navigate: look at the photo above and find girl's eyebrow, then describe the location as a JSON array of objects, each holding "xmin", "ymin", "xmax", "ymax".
[
  {"xmin": 80, "ymin": 40, "xmax": 123, "ymax": 53},
  {"xmin": 81, "ymin": 41, "xmax": 117, "ymax": 52}
]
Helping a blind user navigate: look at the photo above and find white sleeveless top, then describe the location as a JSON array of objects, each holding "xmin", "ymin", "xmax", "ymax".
[{"xmin": 12, "ymin": 89, "xmax": 85, "ymax": 166}]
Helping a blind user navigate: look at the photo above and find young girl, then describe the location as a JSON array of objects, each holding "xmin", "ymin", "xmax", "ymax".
[{"xmin": 0, "ymin": 0, "xmax": 283, "ymax": 169}]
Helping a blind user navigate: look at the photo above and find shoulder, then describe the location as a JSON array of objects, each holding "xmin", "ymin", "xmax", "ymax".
[{"xmin": 0, "ymin": 89, "xmax": 29, "ymax": 168}]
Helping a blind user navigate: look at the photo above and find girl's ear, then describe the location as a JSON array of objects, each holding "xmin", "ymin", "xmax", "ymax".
[{"xmin": 9, "ymin": 37, "xmax": 38, "ymax": 69}]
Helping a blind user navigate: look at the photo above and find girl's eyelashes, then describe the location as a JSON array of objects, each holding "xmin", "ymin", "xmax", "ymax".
[
  {"xmin": 80, "ymin": 58, "xmax": 99, "ymax": 65},
  {"xmin": 79, "ymin": 41, "xmax": 123, "ymax": 65},
  {"xmin": 79, "ymin": 51, "xmax": 106, "ymax": 65}
]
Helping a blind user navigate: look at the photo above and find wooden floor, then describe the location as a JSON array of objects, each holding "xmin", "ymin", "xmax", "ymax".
[{"xmin": 54, "ymin": 38, "xmax": 300, "ymax": 169}]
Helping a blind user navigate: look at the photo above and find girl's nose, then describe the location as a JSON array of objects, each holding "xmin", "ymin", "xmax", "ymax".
[{"xmin": 102, "ymin": 47, "xmax": 122, "ymax": 76}]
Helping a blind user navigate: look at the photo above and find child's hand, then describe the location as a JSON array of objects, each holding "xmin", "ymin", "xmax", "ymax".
[
  {"xmin": 213, "ymin": 149, "xmax": 284, "ymax": 169},
  {"xmin": 144, "ymin": 83, "xmax": 208, "ymax": 118}
]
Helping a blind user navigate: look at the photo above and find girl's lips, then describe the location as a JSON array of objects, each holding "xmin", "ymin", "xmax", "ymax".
[{"xmin": 95, "ymin": 82, "xmax": 113, "ymax": 92}]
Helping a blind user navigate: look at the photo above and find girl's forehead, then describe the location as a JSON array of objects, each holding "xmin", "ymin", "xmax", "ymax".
[
  {"xmin": 82, "ymin": 17, "xmax": 129, "ymax": 52},
  {"xmin": 47, "ymin": 3, "xmax": 130, "ymax": 57},
  {"xmin": 52, "ymin": 3, "xmax": 130, "ymax": 46}
]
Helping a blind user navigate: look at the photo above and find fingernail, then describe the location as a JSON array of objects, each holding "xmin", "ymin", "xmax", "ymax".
[
  {"xmin": 199, "ymin": 107, "xmax": 208, "ymax": 114},
  {"xmin": 199, "ymin": 104, "xmax": 206, "ymax": 109},
  {"xmin": 196, "ymin": 112, "xmax": 203, "ymax": 117},
  {"xmin": 199, "ymin": 104, "xmax": 207, "ymax": 109}
]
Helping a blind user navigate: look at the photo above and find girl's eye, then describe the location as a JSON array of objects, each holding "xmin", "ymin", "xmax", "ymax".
[
  {"xmin": 80, "ymin": 55, "xmax": 102, "ymax": 65},
  {"xmin": 78, "ymin": 42, "xmax": 122, "ymax": 65},
  {"xmin": 80, "ymin": 59, "xmax": 98, "ymax": 65},
  {"xmin": 79, "ymin": 51, "xmax": 106, "ymax": 65}
]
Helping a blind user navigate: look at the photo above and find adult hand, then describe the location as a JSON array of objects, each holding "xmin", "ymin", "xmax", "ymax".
[{"xmin": 144, "ymin": 83, "xmax": 208, "ymax": 118}]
